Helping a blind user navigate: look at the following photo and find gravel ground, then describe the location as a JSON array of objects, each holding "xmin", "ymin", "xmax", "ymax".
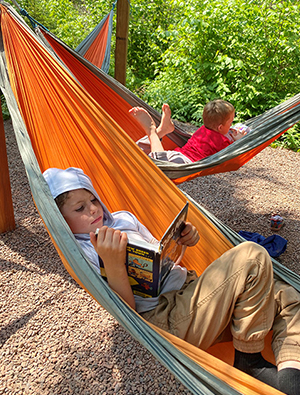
[{"xmin": 1, "ymin": 118, "xmax": 299, "ymax": 394}]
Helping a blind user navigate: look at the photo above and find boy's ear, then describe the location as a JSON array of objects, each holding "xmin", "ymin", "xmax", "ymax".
[{"xmin": 217, "ymin": 124, "xmax": 223, "ymax": 133}]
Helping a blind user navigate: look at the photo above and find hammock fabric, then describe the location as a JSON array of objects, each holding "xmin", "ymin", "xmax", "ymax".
[
  {"xmin": 35, "ymin": 22, "xmax": 300, "ymax": 184},
  {"xmin": 1, "ymin": 3, "xmax": 300, "ymax": 394},
  {"xmin": 74, "ymin": 7, "xmax": 114, "ymax": 73}
]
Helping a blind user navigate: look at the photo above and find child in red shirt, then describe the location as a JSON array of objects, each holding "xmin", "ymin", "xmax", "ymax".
[{"xmin": 132, "ymin": 100, "xmax": 247, "ymax": 163}]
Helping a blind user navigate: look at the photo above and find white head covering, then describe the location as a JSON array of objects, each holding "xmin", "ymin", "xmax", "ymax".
[{"xmin": 43, "ymin": 167, "xmax": 114, "ymax": 227}]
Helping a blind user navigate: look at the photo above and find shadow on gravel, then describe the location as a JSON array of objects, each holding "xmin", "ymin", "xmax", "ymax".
[
  {"xmin": 0, "ymin": 223, "xmax": 81, "ymax": 287},
  {"xmin": 0, "ymin": 291, "xmax": 66, "ymax": 347}
]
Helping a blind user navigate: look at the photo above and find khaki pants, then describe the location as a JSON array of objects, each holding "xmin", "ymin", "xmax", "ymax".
[{"xmin": 141, "ymin": 242, "xmax": 300, "ymax": 365}]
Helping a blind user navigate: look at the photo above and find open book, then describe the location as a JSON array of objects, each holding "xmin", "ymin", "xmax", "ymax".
[{"xmin": 98, "ymin": 202, "xmax": 189, "ymax": 298}]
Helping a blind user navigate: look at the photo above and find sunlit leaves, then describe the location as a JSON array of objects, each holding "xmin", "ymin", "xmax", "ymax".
[
  {"xmin": 143, "ymin": 0, "xmax": 300, "ymax": 125},
  {"xmin": 12, "ymin": 0, "xmax": 112, "ymax": 47}
]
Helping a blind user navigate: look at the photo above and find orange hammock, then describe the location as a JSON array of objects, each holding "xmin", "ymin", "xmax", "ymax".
[
  {"xmin": 35, "ymin": 22, "xmax": 300, "ymax": 184},
  {"xmin": 1, "ymin": 4, "xmax": 298, "ymax": 394},
  {"xmin": 74, "ymin": 8, "xmax": 114, "ymax": 72}
]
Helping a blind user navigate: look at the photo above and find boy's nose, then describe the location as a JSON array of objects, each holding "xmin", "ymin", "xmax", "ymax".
[{"xmin": 90, "ymin": 203, "xmax": 98, "ymax": 213}]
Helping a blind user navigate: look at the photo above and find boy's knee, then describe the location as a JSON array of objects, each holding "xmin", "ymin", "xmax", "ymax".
[
  {"xmin": 238, "ymin": 241, "xmax": 270, "ymax": 258},
  {"xmin": 274, "ymin": 280, "xmax": 300, "ymax": 310},
  {"xmin": 233, "ymin": 241, "xmax": 273, "ymax": 275}
]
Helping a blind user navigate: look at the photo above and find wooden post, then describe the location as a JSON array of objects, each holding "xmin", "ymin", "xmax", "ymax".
[
  {"xmin": 0, "ymin": 98, "xmax": 15, "ymax": 233},
  {"xmin": 114, "ymin": 0, "xmax": 130, "ymax": 86}
]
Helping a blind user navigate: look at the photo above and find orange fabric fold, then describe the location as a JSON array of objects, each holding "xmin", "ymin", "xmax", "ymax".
[{"xmin": 84, "ymin": 13, "xmax": 110, "ymax": 69}]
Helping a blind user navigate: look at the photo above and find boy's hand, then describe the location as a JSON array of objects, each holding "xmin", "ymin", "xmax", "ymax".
[
  {"xmin": 90, "ymin": 227, "xmax": 135, "ymax": 310},
  {"xmin": 90, "ymin": 226, "xmax": 128, "ymax": 272},
  {"xmin": 178, "ymin": 222, "xmax": 199, "ymax": 246},
  {"xmin": 231, "ymin": 129, "xmax": 247, "ymax": 141}
]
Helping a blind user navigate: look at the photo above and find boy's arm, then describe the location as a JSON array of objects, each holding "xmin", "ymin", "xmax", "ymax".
[
  {"xmin": 174, "ymin": 245, "xmax": 187, "ymax": 265},
  {"xmin": 90, "ymin": 227, "xmax": 136, "ymax": 310}
]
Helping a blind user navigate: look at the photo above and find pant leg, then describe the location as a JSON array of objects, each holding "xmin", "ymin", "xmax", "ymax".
[
  {"xmin": 136, "ymin": 136, "xmax": 192, "ymax": 163},
  {"xmin": 149, "ymin": 150, "xmax": 193, "ymax": 164},
  {"xmin": 272, "ymin": 279, "xmax": 300, "ymax": 365},
  {"xmin": 141, "ymin": 242, "xmax": 275, "ymax": 352},
  {"xmin": 136, "ymin": 136, "xmax": 151, "ymax": 155}
]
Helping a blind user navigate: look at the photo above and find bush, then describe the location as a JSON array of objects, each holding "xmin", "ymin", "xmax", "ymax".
[
  {"xmin": 271, "ymin": 124, "xmax": 300, "ymax": 152},
  {"xmin": 12, "ymin": 0, "xmax": 111, "ymax": 47},
  {"xmin": 142, "ymin": 0, "xmax": 300, "ymax": 125},
  {"xmin": 1, "ymin": 93, "xmax": 10, "ymax": 120},
  {"xmin": 127, "ymin": 0, "xmax": 185, "ymax": 90}
]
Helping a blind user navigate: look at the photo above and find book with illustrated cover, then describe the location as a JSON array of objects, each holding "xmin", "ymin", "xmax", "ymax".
[{"xmin": 97, "ymin": 202, "xmax": 189, "ymax": 298}]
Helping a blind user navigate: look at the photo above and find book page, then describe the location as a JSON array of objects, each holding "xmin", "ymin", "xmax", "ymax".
[{"xmin": 159, "ymin": 202, "xmax": 189, "ymax": 282}]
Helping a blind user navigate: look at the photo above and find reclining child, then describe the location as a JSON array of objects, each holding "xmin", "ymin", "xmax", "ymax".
[
  {"xmin": 132, "ymin": 100, "xmax": 249, "ymax": 164},
  {"xmin": 43, "ymin": 166, "xmax": 300, "ymax": 394}
]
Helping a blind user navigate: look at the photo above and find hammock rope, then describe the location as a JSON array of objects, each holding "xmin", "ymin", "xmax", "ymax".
[
  {"xmin": 0, "ymin": 3, "xmax": 297, "ymax": 394},
  {"xmin": 10, "ymin": 0, "xmax": 49, "ymax": 30}
]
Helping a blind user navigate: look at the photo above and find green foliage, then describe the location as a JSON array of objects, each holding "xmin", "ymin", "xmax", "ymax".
[
  {"xmin": 142, "ymin": 0, "xmax": 300, "ymax": 125},
  {"xmin": 127, "ymin": 0, "xmax": 185, "ymax": 90},
  {"xmin": 1, "ymin": 93, "xmax": 10, "ymax": 120},
  {"xmin": 271, "ymin": 124, "xmax": 300, "ymax": 152},
  {"xmin": 10, "ymin": 0, "xmax": 112, "ymax": 47}
]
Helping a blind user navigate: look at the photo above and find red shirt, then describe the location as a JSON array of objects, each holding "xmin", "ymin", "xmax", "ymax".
[{"xmin": 175, "ymin": 125, "xmax": 231, "ymax": 162}]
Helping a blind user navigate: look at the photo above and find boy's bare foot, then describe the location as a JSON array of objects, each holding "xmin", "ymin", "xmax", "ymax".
[
  {"xmin": 129, "ymin": 107, "xmax": 156, "ymax": 137},
  {"xmin": 157, "ymin": 103, "xmax": 174, "ymax": 138}
]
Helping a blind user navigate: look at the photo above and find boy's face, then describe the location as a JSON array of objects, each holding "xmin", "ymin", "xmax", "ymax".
[
  {"xmin": 60, "ymin": 189, "xmax": 104, "ymax": 234},
  {"xmin": 218, "ymin": 111, "xmax": 235, "ymax": 135}
]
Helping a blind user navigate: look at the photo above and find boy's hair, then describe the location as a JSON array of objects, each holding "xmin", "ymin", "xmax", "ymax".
[
  {"xmin": 55, "ymin": 192, "xmax": 69, "ymax": 210},
  {"xmin": 203, "ymin": 99, "xmax": 234, "ymax": 131},
  {"xmin": 54, "ymin": 188, "xmax": 91, "ymax": 211}
]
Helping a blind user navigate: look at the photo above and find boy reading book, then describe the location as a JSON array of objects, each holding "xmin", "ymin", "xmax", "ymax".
[
  {"xmin": 96, "ymin": 202, "xmax": 189, "ymax": 298},
  {"xmin": 43, "ymin": 167, "xmax": 300, "ymax": 394}
]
